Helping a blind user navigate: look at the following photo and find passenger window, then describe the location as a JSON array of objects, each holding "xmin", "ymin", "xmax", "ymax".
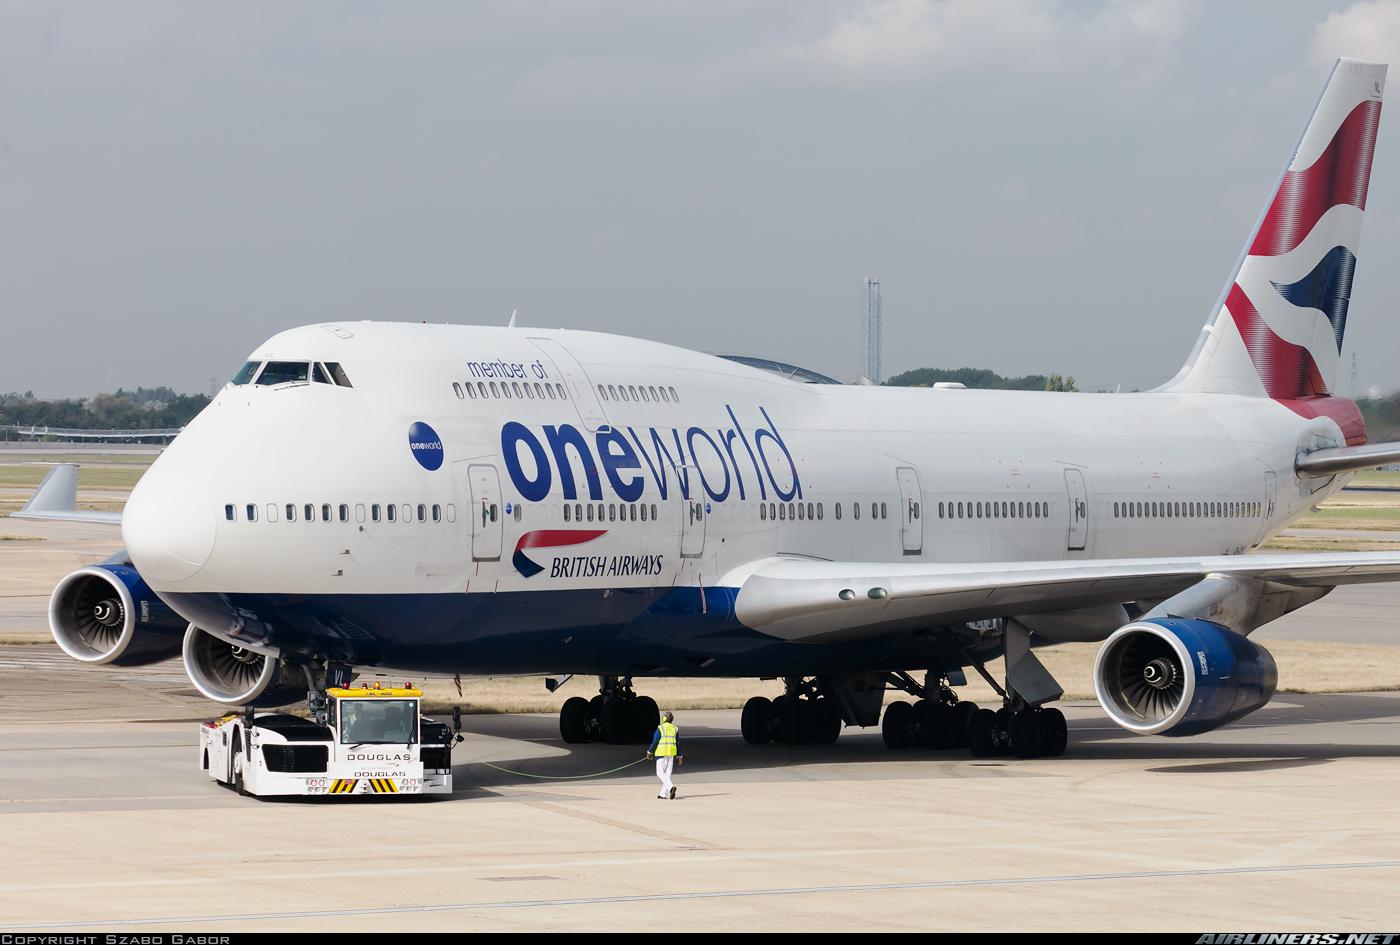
[
  {"xmin": 835, "ymin": 502, "xmax": 843, "ymax": 520},
  {"xmin": 265, "ymin": 504, "xmax": 278, "ymax": 523},
  {"xmin": 388, "ymin": 504, "xmax": 397, "ymax": 523},
  {"xmin": 453, "ymin": 382, "xmax": 464, "ymax": 399},
  {"xmin": 339, "ymin": 504, "xmax": 349, "ymax": 522},
  {"xmin": 660, "ymin": 387, "xmax": 671, "ymax": 403},
  {"xmin": 598, "ymin": 384, "xmax": 608, "ymax": 400},
  {"xmin": 641, "ymin": 504, "xmax": 649, "ymax": 521},
  {"xmin": 372, "ymin": 504, "xmax": 381, "ymax": 522},
  {"xmin": 257, "ymin": 362, "xmax": 310, "ymax": 386},
  {"xmin": 286, "ymin": 504, "xmax": 297, "ymax": 522},
  {"xmin": 514, "ymin": 504, "xmax": 522, "ymax": 522},
  {"xmin": 447, "ymin": 504, "xmax": 456, "ymax": 523},
  {"xmin": 556, "ymin": 384, "xmax": 567, "ymax": 399},
  {"xmin": 224, "ymin": 504, "xmax": 235, "ymax": 522},
  {"xmin": 586, "ymin": 504, "xmax": 594, "ymax": 522},
  {"xmin": 564, "ymin": 504, "xmax": 572, "ymax": 522},
  {"xmin": 325, "ymin": 363, "xmax": 353, "ymax": 387},
  {"xmin": 246, "ymin": 503, "xmax": 257, "ymax": 522},
  {"xmin": 322, "ymin": 504, "xmax": 331, "ymax": 522},
  {"xmin": 651, "ymin": 503, "xmax": 658, "ymax": 520},
  {"xmin": 817, "ymin": 503, "xmax": 824, "ymax": 520},
  {"xmin": 628, "ymin": 386, "xmax": 638, "ymax": 400},
  {"xmin": 649, "ymin": 386, "xmax": 659, "ymax": 401},
  {"xmin": 669, "ymin": 387, "xmax": 679, "ymax": 402},
  {"xmin": 524, "ymin": 384, "xmax": 535, "ymax": 399},
  {"xmin": 608, "ymin": 504, "xmax": 616, "ymax": 522},
  {"xmin": 490, "ymin": 382, "xmax": 500, "ymax": 398},
  {"xmin": 797, "ymin": 503, "xmax": 805, "ymax": 521},
  {"xmin": 854, "ymin": 503, "xmax": 861, "ymax": 520},
  {"xmin": 417, "ymin": 504, "xmax": 426, "ymax": 522},
  {"xmin": 231, "ymin": 361, "xmax": 261, "ymax": 385},
  {"xmin": 629, "ymin": 504, "xmax": 637, "ymax": 521},
  {"xmin": 478, "ymin": 382, "xmax": 488, "ymax": 399},
  {"xmin": 510, "ymin": 382, "xmax": 520, "ymax": 398},
  {"xmin": 545, "ymin": 384, "xmax": 556, "ymax": 399},
  {"xmin": 304, "ymin": 503, "xmax": 314, "ymax": 522}
]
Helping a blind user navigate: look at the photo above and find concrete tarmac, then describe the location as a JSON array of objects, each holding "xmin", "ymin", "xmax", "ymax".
[{"xmin": 1, "ymin": 650, "xmax": 1400, "ymax": 932}]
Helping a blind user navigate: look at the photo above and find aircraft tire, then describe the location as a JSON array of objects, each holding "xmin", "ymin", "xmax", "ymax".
[
  {"xmin": 1009, "ymin": 710, "xmax": 1044, "ymax": 759},
  {"xmin": 634, "ymin": 695, "xmax": 660, "ymax": 744},
  {"xmin": 560, "ymin": 696, "xmax": 590, "ymax": 744},
  {"xmin": 741, "ymin": 696, "xmax": 772, "ymax": 745},
  {"xmin": 600, "ymin": 699, "xmax": 629, "ymax": 745},
  {"xmin": 882, "ymin": 700, "xmax": 913, "ymax": 749},
  {"xmin": 814, "ymin": 698, "xmax": 842, "ymax": 744},
  {"xmin": 778, "ymin": 699, "xmax": 810, "ymax": 745},
  {"xmin": 967, "ymin": 708, "xmax": 998, "ymax": 757},
  {"xmin": 953, "ymin": 701, "xmax": 979, "ymax": 748},
  {"xmin": 1037, "ymin": 707, "xmax": 1068, "ymax": 757}
]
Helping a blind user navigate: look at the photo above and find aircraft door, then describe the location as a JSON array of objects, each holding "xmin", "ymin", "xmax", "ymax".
[
  {"xmin": 1257, "ymin": 470, "xmax": 1277, "ymax": 544},
  {"xmin": 679, "ymin": 467, "xmax": 706, "ymax": 558},
  {"xmin": 1063, "ymin": 468, "xmax": 1089, "ymax": 552},
  {"xmin": 468, "ymin": 464, "xmax": 503, "ymax": 561},
  {"xmin": 896, "ymin": 466, "xmax": 923, "ymax": 555}
]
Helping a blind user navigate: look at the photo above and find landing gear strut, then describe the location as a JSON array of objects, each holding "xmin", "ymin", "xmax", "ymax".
[
  {"xmin": 559, "ymin": 676, "xmax": 659, "ymax": 745},
  {"xmin": 741, "ymin": 677, "xmax": 842, "ymax": 746},
  {"xmin": 880, "ymin": 672, "xmax": 979, "ymax": 750},
  {"xmin": 959, "ymin": 641, "xmax": 1069, "ymax": 759}
]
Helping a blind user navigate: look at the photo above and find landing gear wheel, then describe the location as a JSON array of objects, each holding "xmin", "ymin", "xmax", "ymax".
[
  {"xmin": 1009, "ymin": 710, "xmax": 1044, "ymax": 759},
  {"xmin": 560, "ymin": 696, "xmax": 590, "ymax": 744},
  {"xmin": 814, "ymin": 699, "xmax": 842, "ymax": 745},
  {"xmin": 600, "ymin": 699, "xmax": 629, "ymax": 745},
  {"xmin": 741, "ymin": 696, "xmax": 773, "ymax": 745},
  {"xmin": 882, "ymin": 700, "xmax": 914, "ymax": 749},
  {"xmin": 1037, "ymin": 707, "xmax": 1068, "ymax": 757},
  {"xmin": 779, "ymin": 699, "xmax": 810, "ymax": 745},
  {"xmin": 953, "ymin": 701, "xmax": 978, "ymax": 748},
  {"xmin": 967, "ymin": 708, "xmax": 998, "ymax": 758},
  {"xmin": 634, "ymin": 695, "xmax": 660, "ymax": 743}
]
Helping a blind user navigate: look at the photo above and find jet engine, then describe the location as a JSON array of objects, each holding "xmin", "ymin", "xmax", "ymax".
[
  {"xmin": 49, "ymin": 565, "xmax": 186, "ymax": 666},
  {"xmin": 1092, "ymin": 618, "xmax": 1277, "ymax": 737},
  {"xmin": 182, "ymin": 624, "xmax": 301, "ymax": 707}
]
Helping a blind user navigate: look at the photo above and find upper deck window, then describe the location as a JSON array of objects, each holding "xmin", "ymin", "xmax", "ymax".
[
  {"xmin": 230, "ymin": 362, "xmax": 260, "ymax": 385},
  {"xmin": 256, "ymin": 361, "xmax": 310, "ymax": 386}
]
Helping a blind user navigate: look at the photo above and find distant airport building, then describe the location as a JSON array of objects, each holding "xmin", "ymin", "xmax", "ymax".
[{"xmin": 862, "ymin": 277, "xmax": 882, "ymax": 384}]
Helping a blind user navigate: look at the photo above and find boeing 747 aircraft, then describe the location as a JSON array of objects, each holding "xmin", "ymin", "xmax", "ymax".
[{"xmin": 22, "ymin": 59, "xmax": 1400, "ymax": 758}]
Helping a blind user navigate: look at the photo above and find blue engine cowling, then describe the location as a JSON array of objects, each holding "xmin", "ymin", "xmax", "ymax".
[
  {"xmin": 1092, "ymin": 618, "xmax": 1277, "ymax": 737},
  {"xmin": 49, "ymin": 564, "xmax": 187, "ymax": 666}
]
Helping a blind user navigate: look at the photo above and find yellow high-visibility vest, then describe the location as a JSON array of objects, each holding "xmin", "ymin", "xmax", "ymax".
[{"xmin": 656, "ymin": 721, "xmax": 679, "ymax": 757}]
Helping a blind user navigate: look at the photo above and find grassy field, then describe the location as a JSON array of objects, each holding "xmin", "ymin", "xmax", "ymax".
[{"xmin": 0, "ymin": 463, "xmax": 149, "ymax": 491}]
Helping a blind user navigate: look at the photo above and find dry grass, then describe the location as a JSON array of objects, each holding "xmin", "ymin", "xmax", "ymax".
[
  {"xmin": 0, "ymin": 464, "xmax": 148, "ymax": 490},
  {"xmin": 1260, "ymin": 536, "xmax": 1399, "ymax": 552},
  {"xmin": 396, "ymin": 638, "xmax": 1400, "ymax": 714},
  {"xmin": 0, "ymin": 535, "xmax": 43, "ymax": 542}
]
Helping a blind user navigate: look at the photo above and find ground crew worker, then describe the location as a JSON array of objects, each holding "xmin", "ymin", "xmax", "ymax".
[{"xmin": 645, "ymin": 710, "xmax": 682, "ymax": 799}]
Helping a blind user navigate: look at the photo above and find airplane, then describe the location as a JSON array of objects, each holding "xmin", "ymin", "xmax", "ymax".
[{"xmin": 21, "ymin": 57, "xmax": 1400, "ymax": 758}]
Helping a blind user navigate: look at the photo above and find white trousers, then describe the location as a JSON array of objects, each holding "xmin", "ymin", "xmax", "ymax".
[{"xmin": 655, "ymin": 756, "xmax": 675, "ymax": 797}]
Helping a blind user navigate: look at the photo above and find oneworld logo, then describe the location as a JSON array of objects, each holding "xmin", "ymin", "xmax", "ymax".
[
  {"xmin": 408, "ymin": 421, "xmax": 444, "ymax": 471},
  {"xmin": 500, "ymin": 405, "xmax": 800, "ymax": 505}
]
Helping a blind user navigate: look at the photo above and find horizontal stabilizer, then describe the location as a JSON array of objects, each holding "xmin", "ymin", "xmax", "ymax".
[{"xmin": 1296, "ymin": 441, "xmax": 1400, "ymax": 475}]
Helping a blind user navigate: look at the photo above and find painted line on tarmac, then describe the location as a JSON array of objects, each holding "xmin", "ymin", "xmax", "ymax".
[{"xmin": 10, "ymin": 859, "xmax": 1400, "ymax": 929}]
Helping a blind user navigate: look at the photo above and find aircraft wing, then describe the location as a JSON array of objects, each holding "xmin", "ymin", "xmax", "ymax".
[
  {"xmin": 729, "ymin": 552, "xmax": 1400, "ymax": 643},
  {"xmin": 8, "ymin": 463, "xmax": 122, "ymax": 526}
]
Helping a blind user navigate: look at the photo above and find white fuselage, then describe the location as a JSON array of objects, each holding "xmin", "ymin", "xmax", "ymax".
[{"xmin": 119, "ymin": 322, "xmax": 1352, "ymax": 674}]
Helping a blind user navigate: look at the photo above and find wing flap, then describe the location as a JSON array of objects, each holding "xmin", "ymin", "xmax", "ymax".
[{"xmin": 732, "ymin": 552, "xmax": 1400, "ymax": 642}]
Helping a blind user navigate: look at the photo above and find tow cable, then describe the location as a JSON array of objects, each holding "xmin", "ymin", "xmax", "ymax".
[{"xmin": 474, "ymin": 756, "xmax": 650, "ymax": 780}]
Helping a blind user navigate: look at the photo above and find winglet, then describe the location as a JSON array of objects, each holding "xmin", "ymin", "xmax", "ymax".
[{"xmin": 18, "ymin": 463, "xmax": 79, "ymax": 514}]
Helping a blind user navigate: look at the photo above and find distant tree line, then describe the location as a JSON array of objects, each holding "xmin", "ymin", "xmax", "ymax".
[
  {"xmin": 0, "ymin": 387, "xmax": 210, "ymax": 434},
  {"xmin": 1358, "ymin": 393, "xmax": 1400, "ymax": 440},
  {"xmin": 884, "ymin": 367, "xmax": 1078, "ymax": 392}
]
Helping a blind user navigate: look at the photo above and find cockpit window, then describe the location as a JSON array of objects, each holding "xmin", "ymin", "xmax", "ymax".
[
  {"xmin": 325, "ymin": 362, "xmax": 353, "ymax": 388},
  {"xmin": 230, "ymin": 361, "xmax": 260, "ymax": 385},
  {"xmin": 312, "ymin": 363, "xmax": 332, "ymax": 384},
  {"xmin": 255, "ymin": 361, "xmax": 310, "ymax": 386}
]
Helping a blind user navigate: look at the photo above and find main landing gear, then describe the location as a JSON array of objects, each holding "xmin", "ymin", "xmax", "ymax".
[
  {"xmin": 559, "ymin": 676, "xmax": 660, "ymax": 745},
  {"xmin": 740, "ymin": 677, "xmax": 843, "ymax": 746},
  {"xmin": 964, "ymin": 703, "xmax": 1067, "ymax": 759},
  {"xmin": 880, "ymin": 672, "xmax": 980, "ymax": 751}
]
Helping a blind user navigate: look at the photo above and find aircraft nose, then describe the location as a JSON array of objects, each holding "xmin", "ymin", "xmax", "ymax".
[{"xmin": 122, "ymin": 460, "xmax": 217, "ymax": 585}]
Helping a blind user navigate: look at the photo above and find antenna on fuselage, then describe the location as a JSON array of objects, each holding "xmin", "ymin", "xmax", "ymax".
[{"xmin": 507, "ymin": 309, "xmax": 518, "ymax": 328}]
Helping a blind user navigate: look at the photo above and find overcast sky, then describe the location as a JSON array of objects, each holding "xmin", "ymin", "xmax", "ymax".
[{"xmin": 5, "ymin": 0, "xmax": 1400, "ymax": 398}]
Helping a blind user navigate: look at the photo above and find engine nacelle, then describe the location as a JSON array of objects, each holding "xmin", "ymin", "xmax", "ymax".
[
  {"xmin": 182, "ymin": 625, "xmax": 301, "ymax": 707},
  {"xmin": 1093, "ymin": 618, "xmax": 1277, "ymax": 737},
  {"xmin": 49, "ymin": 565, "xmax": 186, "ymax": 666}
]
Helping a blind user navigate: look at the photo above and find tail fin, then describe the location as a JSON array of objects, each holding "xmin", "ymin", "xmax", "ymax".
[{"xmin": 1166, "ymin": 58, "xmax": 1385, "ymax": 406}]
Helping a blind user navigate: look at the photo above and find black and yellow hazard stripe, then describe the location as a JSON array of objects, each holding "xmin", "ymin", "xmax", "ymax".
[
  {"xmin": 370, "ymin": 778, "xmax": 399, "ymax": 794},
  {"xmin": 330, "ymin": 778, "xmax": 358, "ymax": 794},
  {"xmin": 328, "ymin": 777, "xmax": 399, "ymax": 794}
]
